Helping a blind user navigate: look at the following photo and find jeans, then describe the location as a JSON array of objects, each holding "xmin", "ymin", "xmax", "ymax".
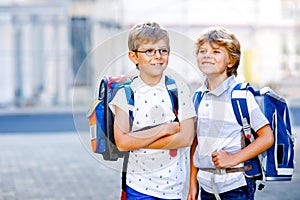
[
  {"xmin": 200, "ymin": 178, "xmax": 256, "ymax": 200},
  {"xmin": 126, "ymin": 186, "xmax": 181, "ymax": 200}
]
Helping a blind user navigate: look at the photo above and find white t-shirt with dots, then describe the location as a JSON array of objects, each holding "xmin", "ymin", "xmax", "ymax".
[{"xmin": 109, "ymin": 75, "xmax": 195, "ymax": 199}]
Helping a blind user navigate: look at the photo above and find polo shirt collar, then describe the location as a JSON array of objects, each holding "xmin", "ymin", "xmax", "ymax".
[
  {"xmin": 201, "ymin": 75, "xmax": 236, "ymax": 97},
  {"xmin": 135, "ymin": 75, "xmax": 166, "ymax": 93}
]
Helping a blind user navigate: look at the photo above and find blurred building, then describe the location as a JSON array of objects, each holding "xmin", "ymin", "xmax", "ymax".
[
  {"xmin": 0, "ymin": 0, "xmax": 299, "ymax": 108},
  {"xmin": 0, "ymin": 1, "xmax": 71, "ymax": 107}
]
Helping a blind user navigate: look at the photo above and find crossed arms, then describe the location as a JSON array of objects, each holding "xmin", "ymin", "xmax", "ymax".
[{"xmin": 113, "ymin": 106, "xmax": 195, "ymax": 151}]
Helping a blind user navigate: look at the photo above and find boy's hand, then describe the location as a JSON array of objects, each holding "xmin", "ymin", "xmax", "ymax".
[
  {"xmin": 162, "ymin": 122, "xmax": 180, "ymax": 136},
  {"xmin": 211, "ymin": 150, "xmax": 234, "ymax": 168},
  {"xmin": 187, "ymin": 187, "xmax": 199, "ymax": 200}
]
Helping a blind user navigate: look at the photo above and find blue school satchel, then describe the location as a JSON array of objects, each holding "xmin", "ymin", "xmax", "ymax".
[
  {"xmin": 193, "ymin": 82, "xmax": 295, "ymax": 189},
  {"xmin": 231, "ymin": 83, "xmax": 295, "ymax": 183},
  {"xmin": 86, "ymin": 75, "xmax": 136, "ymax": 161}
]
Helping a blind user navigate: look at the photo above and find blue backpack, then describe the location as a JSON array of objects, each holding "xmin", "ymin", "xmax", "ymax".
[
  {"xmin": 193, "ymin": 82, "xmax": 295, "ymax": 189},
  {"xmin": 87, "ymin": 75, "xmax": 179, "ymax": 161},
  {"xmin": 87, "ymin": 75, "xmax": 135, "ymax": 161}
]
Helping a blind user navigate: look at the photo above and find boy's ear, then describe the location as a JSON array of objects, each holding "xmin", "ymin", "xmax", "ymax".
[
  {"xmin": 227, "ymin": 59, "xmax": 235, "ymax": 68},
  {"xmin": 128, "ymin": 51, "xmax": 138, "ymax": 65}
]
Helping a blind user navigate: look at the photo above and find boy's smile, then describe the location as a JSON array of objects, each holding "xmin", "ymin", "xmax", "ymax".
[
  {"xmin": 201, "ymin": 60, "xmax": 215, "ymax": 66},
  {"xmin": 149, "ymin": 62, "xmax": 165, "ymax": 67}
]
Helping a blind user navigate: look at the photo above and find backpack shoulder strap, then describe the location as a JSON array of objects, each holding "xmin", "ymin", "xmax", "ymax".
[
  {"xmin": 124, "ymin": 76, "xmax": 137, "ymax": 123},
  {"xmin": 231, "ymin": 83, "xmax": 250, "ymax": 125},
  {"xmin": 193, "ymin": 90, "xmax": 204, "ymax": 115},
  {"xmin": 231, "ymin": 82, "xmax": 255, "ymax": 142},
  {"xmin": 124, "ymin": 85, "xmax": 134, "ymax": 121},
  {"xmin": 165, "ymin": 75, "xmax": 179, "ymax": 122}
]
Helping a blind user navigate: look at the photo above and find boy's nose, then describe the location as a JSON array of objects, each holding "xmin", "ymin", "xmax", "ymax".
[
  {"xmin": 205, "ymin": 52, "xmax": 212, "ymax": 58},
  {"xmin": 154, "ymin": 50, "xmax": 162, "ymax": 58}
]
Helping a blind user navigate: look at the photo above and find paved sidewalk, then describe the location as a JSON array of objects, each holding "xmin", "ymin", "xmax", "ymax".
[
  {"xmin": 0, "ymin": 132, "xmax": 121, "ymax": 200},
  {"xmin": 0, "ymin": 129, "xmax": 299, "ymax": 200}
]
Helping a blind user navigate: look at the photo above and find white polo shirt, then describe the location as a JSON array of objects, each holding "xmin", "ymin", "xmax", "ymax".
[{"xmin": 110, "ymin": 74, "xmax": 196, "ymax": 199}]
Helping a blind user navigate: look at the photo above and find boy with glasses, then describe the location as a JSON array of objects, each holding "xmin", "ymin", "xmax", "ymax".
[{"xmin": 109, "ymin": 21, "xmax": 196, "ymax": 200}]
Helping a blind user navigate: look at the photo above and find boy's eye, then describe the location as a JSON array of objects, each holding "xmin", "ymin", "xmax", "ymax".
[
  {"xmin": 146, "ymin": 49, "xmax": 155, "ymax": 54},
  {"xmin": 160, "ymin": 49, "xmax": 169, "ymax": 53}
]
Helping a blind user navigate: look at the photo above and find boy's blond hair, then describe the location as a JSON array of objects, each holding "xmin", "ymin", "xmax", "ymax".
[
  {"xmin": 195, "ymin": 26, "xmax": 241, "ymax": 77},
  {"xmin": 128, "ymin": 21, "xmax": 170, "ymax": 51}
]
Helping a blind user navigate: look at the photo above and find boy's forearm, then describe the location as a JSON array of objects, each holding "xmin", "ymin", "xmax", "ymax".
[
  {"xmin": 214, "ymin": 124, "xmax": 274, "ymax": 168},
  {"xmin": 145, "ymin": 134, "xmax": 176, "ymax": 149},
  {"xmin": 145, "ymin": 130, "xmax": 191, "ymax": 149},
  {"xmin": 189, "ymin": 137, "xmax": 199, "ymax": 197},
  {"xmin": 232, "ymin": 124, "xmax": 274, "ymax": 166},
  {"xmin": 189, "ymin": 165, "xmax": 199, "ymax": 192},
  {"xmin": 115, "ymin": 123, "xmax": 175, "ymax": 151},
  {"xmin": 145, "ymin": 118, "xmax": 195, "ymax": 149}
]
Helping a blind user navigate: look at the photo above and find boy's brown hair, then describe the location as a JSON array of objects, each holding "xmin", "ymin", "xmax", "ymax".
[
  {"xmin": 128, "ymin": 21, "xmax": 170, "ymax": 51},
  {"xmin": 195, "ymin": 26, "xmax": 241, "ymax": 77}
]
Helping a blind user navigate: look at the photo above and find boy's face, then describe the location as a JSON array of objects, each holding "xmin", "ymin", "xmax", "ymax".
[
  {"xmin": 196, "ymin": 41, "xmax": 233, "ymax": 78},
  {"xmin": 129, "ymin": 39, "xmax": 169, "ymax": 79}
]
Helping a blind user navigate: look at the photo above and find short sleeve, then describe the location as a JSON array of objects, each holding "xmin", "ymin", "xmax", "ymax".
[
  {"xmin": 109, "ymin": 88, "xmax": 129, "ymax": 115},
  {"xmin": 176, "ymin": 79, "xmax": 196, "ymax": 121}
]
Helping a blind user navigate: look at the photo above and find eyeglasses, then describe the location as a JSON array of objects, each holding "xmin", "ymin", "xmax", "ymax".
[{"xmin": 132, "ymin": 49, "xmax": 169, "ymax": 57}]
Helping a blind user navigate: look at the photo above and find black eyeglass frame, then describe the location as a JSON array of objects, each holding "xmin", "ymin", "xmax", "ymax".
[{"xmin": 132, "ymin": 49, "xmax": 170, "ymax": 56}]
